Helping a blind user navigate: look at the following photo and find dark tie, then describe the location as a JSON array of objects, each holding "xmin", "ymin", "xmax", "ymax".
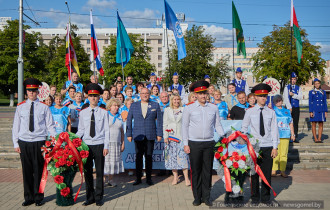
[
  {"xmin": 29, "ymin": 102, "xmax": 34, "ymax": 132},
  {"xmin": 90, "ymin": 109, "xmax": 95, "ymax": 138},
  {"xmin": 260, "ymin": 108, "xmax": 265, "ymax": 137}
]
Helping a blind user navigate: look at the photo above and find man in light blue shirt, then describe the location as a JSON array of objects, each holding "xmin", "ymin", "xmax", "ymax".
[
  {"xmin": 241, "ymin": 83, "xmax": 279, "ymax": 204},
  {"xmin": 182, "ymin": 80, "xmax": 224, "ymax": 207},
  {"xmin": 13, "ymin": 78, "xmax": 56, "ymax": 207},
  {"xmin": 77, "ymin": 83, "xmax": 109, "ymax": 206}
]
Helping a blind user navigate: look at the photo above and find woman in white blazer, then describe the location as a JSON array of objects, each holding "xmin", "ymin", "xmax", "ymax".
[{"xmin": 163, "ymin": 94, "xmax": 190, "ymax": 186}]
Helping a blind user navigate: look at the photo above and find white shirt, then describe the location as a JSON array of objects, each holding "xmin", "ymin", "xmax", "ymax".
[
  {"xmin": 12, "ymin": 99, "xmax": 56, "ymax": 148},
  {"xmin": 182, "ymin": 101, "xmax": 224, "ymax": 146},
  {"xmin": 76, "ymin": 106, "xmax": 110, "ymax": 149},
  {"xmin": 109, "ymin": 115, "xmax": 123, "ymax": 143},
  {"xmin": 241, "ymin": 104, "xmax": 279, "ymax": 149},
  {"xmin": 283, "ymin": 85, "xmax": 302, "ymax": 109}
]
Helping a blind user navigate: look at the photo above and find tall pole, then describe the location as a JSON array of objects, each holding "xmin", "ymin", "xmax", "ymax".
[
  {"xmin": 17, "ymin": 0, "xmax": 24, "ymax": 103},
  {"xmin": 166, "ymin": 28, "xmax": 171, "ymax": 85},
  {"xmin": 65, "ymin": 2, "xmax": 72, "ymax": 80},
  {"xmin": 232, "ymin": 28, "xmax": 235, "ymax": 80},
  {"xmin": 120, "ymin": 48, "xmax": 125, "ymax": 81}
]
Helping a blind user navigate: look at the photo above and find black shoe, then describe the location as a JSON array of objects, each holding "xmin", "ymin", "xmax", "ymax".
[
  {"xmin": 146, "ymin": 180, "xmax": 154, "ymax": 185},
  {"xmin": 22, "ymin": 200, "xmax": 34, "ymax": 206},
  {"xmin": 204, "ymin": 200, "xmax": 212, "ymax": 206},
  {"xmin": 82, "ymin": 200, "xmax": 95, "ymax": 206},
  {"xmin": 96, "ymin": 200, "xmax": 104, "ymax": 206},
  {"xmin": 251, "ymin": 199, "xmax": 259, "ymax": 205},
  {"xmin": 157, "ymin": 170, "xmax": 166, "ymax": 176},
  {"xmin": 35, "ymin": 201, "xmax": 44, "ymax": 206},
  {"xmin": 192, "ymin": 199, "xmax": 201, "ymax": 206},
  {"xmin": 133, "ymin": 180, "xmax": 142, "ymax": 185}
]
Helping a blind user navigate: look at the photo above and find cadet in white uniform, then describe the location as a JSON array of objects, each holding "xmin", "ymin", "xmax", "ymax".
[
  {"xmin": 241, "ymin": 83, "xmax": 279, "ymax": 204},
  {"xmin": 12, "ymin": 78, "xmax": 56, "ymax": 206},
  {"xmin": 182, "ymin": 80, "xmax": 224, "ymax": 207},
  {"xmin": 76, "ymin": 83, "xmax": 110, "ymax": 206}
]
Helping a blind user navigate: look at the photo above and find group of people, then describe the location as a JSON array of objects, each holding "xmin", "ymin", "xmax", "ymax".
[{"xmin": 12, "ymin": 67, "xmax": 328, "ymax": 207}]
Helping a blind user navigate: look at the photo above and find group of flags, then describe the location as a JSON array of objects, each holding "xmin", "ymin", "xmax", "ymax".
[{"xmin": 65, "ymin": 0, "xmax": 303, "ymax": 79}]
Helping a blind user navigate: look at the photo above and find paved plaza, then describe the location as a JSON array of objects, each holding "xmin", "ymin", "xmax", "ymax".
[{"xmin": 0, "ymin": 169, "xmax": 329, "ymax": 209}]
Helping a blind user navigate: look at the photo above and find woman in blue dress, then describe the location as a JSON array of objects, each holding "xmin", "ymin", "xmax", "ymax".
[
  {"xmin": 150, "ymin": 85, "xmax": 160, "ymax": 103},
  {"xmin": 213, "ymin": 90, "xmax": 228, "ymax": 120},
  {"xmin": 50, "ymin": 93, "xmax": 71, "ymax": 134},
  {"xmin": 309, "ymin": 78, "xmax": 328, "ymax": 143}
]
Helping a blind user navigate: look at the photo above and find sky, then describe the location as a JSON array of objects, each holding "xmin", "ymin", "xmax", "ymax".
[{"xmin": 1, "ymin": 0, "xmax": 330, "ymax": 60}]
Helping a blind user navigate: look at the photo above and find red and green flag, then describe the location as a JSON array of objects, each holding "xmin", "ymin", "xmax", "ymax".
[
  {"xmin": 291, "ymin": 0, "xmax": 303, "ymax": 63},
  {"xmin": 232, "ymin": 1, "xmax": 246, "ymax": 58}
]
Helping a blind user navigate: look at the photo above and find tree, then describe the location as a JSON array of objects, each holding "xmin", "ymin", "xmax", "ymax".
[
  {"xmin": 0, "ymin": 20, "xmax": 47, "ymax": 95},
  {"xmin": 44, "ymin": 24, "xmax": 91, "ymax": 89},
  {"xmin": 165, "ymin": 25, "xmax": 230, "ymax": 88},
  {"xmin": 102, "ymin": 34, "xmax": 156, "ymax": 86},
  {"xmin": 251, "ymin": 22, "xmax": 326, "ymax": 92}
]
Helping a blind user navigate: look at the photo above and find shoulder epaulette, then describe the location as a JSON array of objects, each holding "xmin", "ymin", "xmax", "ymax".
[
  {"xmin": 17, "ymin": 101, "xmax": 26, "ymax": 106},
  {"xmin": 186, "ymin": 101, "xmax": 195, "ymax": 106}
]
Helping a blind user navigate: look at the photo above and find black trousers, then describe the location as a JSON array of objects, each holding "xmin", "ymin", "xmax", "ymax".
[
  {"xmin": 70, "ymin": 127, "xmax": 78, "ymax": 134},
  {"xmin": 18, "ymin": 140, "xmax": 45, "ymax": 202},
  {"xmin": 251, "ymin": 147, "xmax": 273, "ymax": 202},
  {"xmin": 292, "ymin": 107, "xmax": 300, "ymax": 137},
  {"xmin": 134, "ymin": 138, "xmax": 155, "ymax": 181},
  {"xmin": 189, "ymin": 140, "xmax": 215, "ymax": 202},
  {"xmin": 84, "ymin": 144, "xmax": 104, "ymax": 202}
]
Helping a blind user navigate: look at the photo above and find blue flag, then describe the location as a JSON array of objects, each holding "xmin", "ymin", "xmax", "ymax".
[
  {"xmin": 164, "ymin": 0, "xmax": 186, "ymax": 60},
  {"xmin": 116, "ymin": 11, "xmax": 134, "ymax": 66}
]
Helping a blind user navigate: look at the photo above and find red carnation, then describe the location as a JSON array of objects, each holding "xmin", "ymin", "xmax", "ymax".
[
  {"xmin": 232, "ymin": 152, "xmax": 239, "ymax": 157},
  {"xmin": 55, "ymin": 162, "xmax": 60, "ymax": 168},
  {"xmin": 241, "ymin": 155, "xmax": 246, "ymax": 161},
  {"xmin": 66, "ymin": 161, "xmax": 74, "ymax": 167},
  {"xmin": 221, "ymin": 156, "xmax": 226, "ymax": 161},
  {"xmin": 80, "ymin": 150, "xmax": 89, "ymax": 159},
  {"xmin": 58, "ymin": 158, "xmax": 66, "ymax": 166},
  {"xmin": 45, "ymin": 141, "xmax": 51, "ymax": 147},
  {"xmin": 233, "ymin": 162, "xmax": 239, "ymax": 169},
  {"xmin": 230, "ymin": 157, "xmax": 234, "ymax": 161},
  {"xmin": 234, "ymin": 156, "xmax": 240, "ymax": 161},
  {"xmin": 217, "ymin": 147, "xmax": 224, "ymax": 153},
  {"xmin": 54, "ymin": 175, "xmax": 64, "ymax": 184},
  {"xmin": 72, "ymin": 138, "xmax": 82, "ymax": 147},
  {"xmin": 221, "ymin": 138, "xmax": 228, "ymax": 144},
  {"xmin": 60, "ymin": 187, "xmax": 70, "ymax": 197},
  {"xmin": 214, "ymin": 152, "xmax": 220, "ymax": 159}
]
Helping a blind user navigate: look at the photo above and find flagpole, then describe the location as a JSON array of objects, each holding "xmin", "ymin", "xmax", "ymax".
[
  {"xmin": 65, "ymin": 2, "xmax": 72, "ymax": 81},
  {"xmin": 120, "ymin": 48, "xmax": 125, "ymax": 82},
  {"xmin": 166, "ymin": 28, "xmax": 171, "ymax": 83},
  {"xmin": 232, "ymin": 28, "xmax": 235, "ymax": 80}
]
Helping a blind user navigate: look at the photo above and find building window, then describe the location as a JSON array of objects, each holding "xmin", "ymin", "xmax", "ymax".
[
  {"xmin": 87, "ymin": 47, "xmax": 90, "ymax": 53},
  {"xmin": 158, "ymin": 47, "xmax": 162, "ymax": 52},
  {"xmin": 104, "ymin": 39, "xmax": 109, "ymax": 44},
  {"xmin": 87, "ymin": 39, "xmax": 90, "ymax": 44},
  {"xmin": 158, "ymin": 39, "xmax": 162, "ymax": 44},
  {"xmin": 158, "ymin": 63, "xmax": 162, "ymax": 68},
  {"xmin": 158, "ymin": 55, "xmax": 162, "ymax": 60},
  {"xmin": 147, "ymin": 39, "xmax": 151, "ymax": 43}
]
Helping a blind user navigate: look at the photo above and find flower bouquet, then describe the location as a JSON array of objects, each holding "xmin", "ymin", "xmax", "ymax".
[
  {"xmin": 38, "ymin": 132, "xmax": 89, "ymax": 206},
  {"xmin": 214, "ymin": 127, "xmax": 261, "ymax": 200}
]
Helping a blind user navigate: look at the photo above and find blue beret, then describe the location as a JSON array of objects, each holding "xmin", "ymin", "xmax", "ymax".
[
  {"xmin": 150, "ymin": 72, "xmax": 156, "ymax": 76},
  {"xmin": 291, "ymin": 72, "xmax": 297, "ymax": 78},
  {"xmin": 204, "ymin": 75, "xmax": 210, "ymax": 79},
  {"xmin": 314, "ymin": 78, "xmax": 320, "ymax": 83},
  {"xmin": 236, "ymin": 67, "xmax": 242, "ymax": 73},
  {"xmin": 173, "ymin": 72, "xmax": 178, "ymax": 76}
]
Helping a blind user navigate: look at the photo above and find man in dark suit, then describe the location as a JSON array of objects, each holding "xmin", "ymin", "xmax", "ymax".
[{"xmin": 127, "ymin": 87, "xmax": 163, "ymax": 185}]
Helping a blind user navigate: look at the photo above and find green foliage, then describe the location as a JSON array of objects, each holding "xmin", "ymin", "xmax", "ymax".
[
  {"xmin": 252, "ymin": 22, "xmax": 326, "ymax": 92},
  {"xmin": 165, "ymin": 25, "xmax": 230, "ymax": 87},
  {"xmin": 102, "ymin": 34, "xmax": 156, "ymax": 86},
  {"xmin": 0, "ymin": 20, "xmax": 47, "ymax": 94}
]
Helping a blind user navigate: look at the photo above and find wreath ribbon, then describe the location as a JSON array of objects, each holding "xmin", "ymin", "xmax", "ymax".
[
  {"xmin": 220, "ymin": 131, "xmax": 277, "ymax": 197},
  {"xmin": 38, "ymin": 132, "xmax": 84, "ymax": 202}
]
